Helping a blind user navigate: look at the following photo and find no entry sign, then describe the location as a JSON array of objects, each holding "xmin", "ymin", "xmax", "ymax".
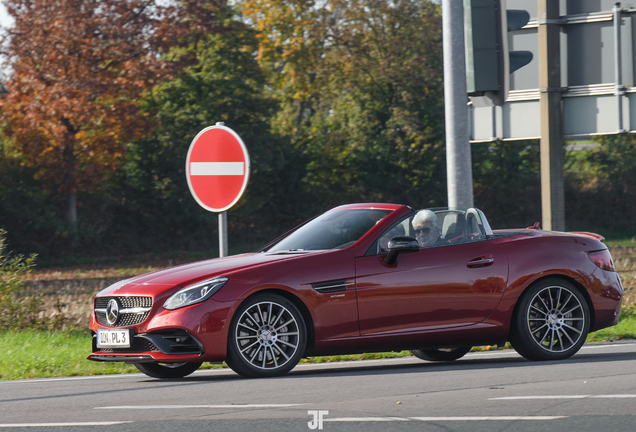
[{"xmin": 185, "ymin": 125, "xmax": 250, "ymax": 212}]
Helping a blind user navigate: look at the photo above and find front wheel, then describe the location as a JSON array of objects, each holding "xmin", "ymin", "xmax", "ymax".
[
  {"xmin": 410, "ymin": 346, "xmax": 471, "ymax": 362},
  {"xmin": 226, "ymin": 294, "xmax": 307, "ymax": 378},
  {"xmin": 509, "ymin": 278, "xmax": 590, "ymax": 361},
  {"xmin": 134, "ymin": 362, "xmax": 202, "ymax": 378}
]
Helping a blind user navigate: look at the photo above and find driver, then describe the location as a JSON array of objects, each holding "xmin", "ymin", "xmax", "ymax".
[{"xmin": 412, "ymin": 209, "xmax": 441, "ymax": 247}]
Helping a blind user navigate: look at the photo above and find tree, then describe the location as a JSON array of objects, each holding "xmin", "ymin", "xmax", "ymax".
[
  {"xmin": 0, "ymin": 140, "xmax": 67, "ymax": 254},
  {"xmin": 241, "ymin": 0, "xmax": 446, "ymax": 209},
  {"xmin": 565, "ymin": 134, "xmax": 636, "ymax": 231},
  {"xmin": 240, "ymin": 0, "xmax": 324, "ymax": 137},
  {"xmin": 472, "ymin": 140, "xmax": 541, "ymax": 228},
  {"xmin": 0, "ymin": 0, "xmax": 223, "ymax": 241},
  {"xmin": 116, "ymin": 11, "xmax": 306, "ymax": 249},
  {"xmin": 304, "ymin": 0, "xmax": 446, "ymax": 208}
]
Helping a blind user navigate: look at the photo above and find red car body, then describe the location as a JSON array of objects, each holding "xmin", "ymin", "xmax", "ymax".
[{"xmin": 88, "ymin": 203, "xmax": 622, "ymax": 377}]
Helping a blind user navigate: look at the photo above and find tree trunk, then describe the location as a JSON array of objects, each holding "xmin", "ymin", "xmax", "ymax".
[
  {"xmin": 61, "ymin": 117, "xmax": 79, "ymax": 246},
  {"xmin": 66, "ymin": 190, "xmax": 78, "ymax": 244}
]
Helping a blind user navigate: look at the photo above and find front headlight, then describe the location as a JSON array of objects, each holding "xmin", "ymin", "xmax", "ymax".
[{"xmin": 163, "ymin": 277, "xmax": 229, "ymax": 310}]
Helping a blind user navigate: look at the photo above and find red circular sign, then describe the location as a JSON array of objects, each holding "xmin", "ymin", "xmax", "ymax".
[{"xmin": 185, "ymin": 125, "xmax": 250, "ymax": 212}]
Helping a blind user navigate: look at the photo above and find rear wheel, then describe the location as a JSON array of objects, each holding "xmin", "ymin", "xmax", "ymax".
[
  {"xmin": 226, "ymin": 293, "xmax": 307, "ymax": 378},
  {"xmin": 410, "ymin": 346, "xmax": 471, "ymax": 362},
  {"xmin": 510, "ymin": 278, "xmax": 590, "ymax": 361},
  {"xmin": 134, "ymin": 362, "xmax": 202, "ymax": 378}
]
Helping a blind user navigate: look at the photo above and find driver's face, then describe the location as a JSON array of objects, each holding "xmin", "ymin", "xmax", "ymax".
[{"xmin": 414, "ymin": 221, "xmax": 439, "ymax": 247}]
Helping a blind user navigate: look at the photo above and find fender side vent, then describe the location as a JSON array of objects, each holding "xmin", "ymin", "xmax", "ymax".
[{"xmin": 311, "ymin": 279, "xmax": 354, "ymax": 293}]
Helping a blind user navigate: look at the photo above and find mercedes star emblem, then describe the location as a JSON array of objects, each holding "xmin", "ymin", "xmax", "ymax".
[{"xmin": 106, "ymin": 299, "xmax": 120, "ymax": 325}]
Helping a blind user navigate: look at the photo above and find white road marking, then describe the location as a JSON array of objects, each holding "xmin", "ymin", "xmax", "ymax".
[
  {"xmin": 325, "ymin": 416, "xmax": 567, "ymax": 422},
  {"xmin": 324, "ymin": 417, "xmax": 410, "ymax": 422},
  {"xmin": 579, "ymin": 343, "xmax": 636, "ymax": 350},
  {"xmin": 94, "ymin": 404, "xmax": 304, "ymax": 410},
  {"xmin": 0, "ymin": 374, "xmax": 147, "ymax": 384},
  {"xmin": 593, "ymin": 394, "xmax": 636, "ymax": 398},
  {"xmin": 410, "ymin": 416, "xmax": 567, "ymax": 421},
  {"xmin": 490, "ymin": 395, "xmax": 589, "ymax": 400},
  {"xmin": 0, "ymin": 422, "xmax": 132, "ymax": 428},
  {"xmin": 190, "ymin": 162, "xmax": 243, "ymax": 176},
  {"xmin": 490, "ymin": 394, "xmax": 636, "ymax": 400}
]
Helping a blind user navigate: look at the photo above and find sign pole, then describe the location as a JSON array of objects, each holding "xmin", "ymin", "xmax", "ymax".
[
  {"xmin": 218, "ymin": 211, "xmax": 228, "ymax": 257},
  {"xmin": 614, "ymin": 3, "xmax": 624, "ymax": 133},
  {"xmin": 443, "ymin": 0, "xmax": 474, "ymax": 209},
  {"xmin": 538, "ymin": 0, "xmax": 565, "ymax": 231},
  {"xmin": 215, "ymin": 122, "xmax": 228, "ymax": 258}
]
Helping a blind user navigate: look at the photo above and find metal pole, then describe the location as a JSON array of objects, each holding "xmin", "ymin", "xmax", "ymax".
[
  {"xmin": 491, "ymin": 105, "xmax": 497, "ymax": 141},
  {"xmin": 614, "ymin": 2, "xmax": 624, "ymax": 132},
  {"xmin": 443, "ymin": 0, "xmax": 473, "ymax": 209},
  {"xmin": 215, "ymin": 120, "xmax": 229, "ymax": 258},
  {"xmin": 538, "ymin": 0, "xmax": 565, "ymax": 231},
  {"xmin": 219, "ymin": 211, "xmax": 228, "ymax": 257}
]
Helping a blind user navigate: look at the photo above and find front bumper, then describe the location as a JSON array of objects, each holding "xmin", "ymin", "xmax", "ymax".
[
  {"xmin": 88, "ymin": 297, "xmax": 234, "ymax": 363},
  {"xmin": 87, "ymin": 328, "xmax": 205, "ymax": 363}
]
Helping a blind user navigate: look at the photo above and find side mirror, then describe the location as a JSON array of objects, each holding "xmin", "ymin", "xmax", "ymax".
[{"xmin": 384, "ymin": 236, "xmax": 419, "ymax": 265}]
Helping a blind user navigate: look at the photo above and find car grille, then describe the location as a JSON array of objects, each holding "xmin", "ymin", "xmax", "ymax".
[{"xmin": 95, "ymin": 296, "xmax": 153, "ymax": 327}]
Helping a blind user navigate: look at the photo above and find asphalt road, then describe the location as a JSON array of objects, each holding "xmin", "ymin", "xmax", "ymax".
[{"xmin": 1, "ymin": 342, "xmax": 636, "ymax": 432}]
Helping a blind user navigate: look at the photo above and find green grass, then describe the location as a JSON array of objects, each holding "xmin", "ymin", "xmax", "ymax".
[
  {"xmin": 0, "ymin": 330, "xmax": 138, "ymax": 380},
  {"xmin": 586, "ymin": 309, "xmax": 636, "ymax": 342},
  {"xmin": 593, "ymin": 232, "xmax": 636, "ymax": 248},
  {"xmin": 2, "ymin": 312, "xmax": 634, "ymax": 381}
]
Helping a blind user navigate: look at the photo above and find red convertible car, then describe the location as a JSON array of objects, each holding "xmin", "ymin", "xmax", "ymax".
[{"xmin": 88, "ymin": 203, "xmax": 623, "ymax": 378}]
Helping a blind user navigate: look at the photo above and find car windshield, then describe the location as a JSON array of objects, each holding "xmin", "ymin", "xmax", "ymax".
[{"xmin": 269, "ymin": 209, "xmax": 392, "ymax": 252}]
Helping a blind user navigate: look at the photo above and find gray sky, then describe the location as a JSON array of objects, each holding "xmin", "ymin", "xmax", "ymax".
[{"xmin": 0, "ymin": 2, "xmax": 12, "ymax": 29}]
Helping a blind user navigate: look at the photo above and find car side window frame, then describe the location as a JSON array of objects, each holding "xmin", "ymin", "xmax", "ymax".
[{"xmin": 365, "ymin": 208, "xmax": 494, "ymax": 256}]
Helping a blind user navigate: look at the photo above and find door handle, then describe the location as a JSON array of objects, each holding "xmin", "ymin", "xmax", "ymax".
[{"xmin": 467, "ymin": 256, "xmax": 494, "ymax": 268}]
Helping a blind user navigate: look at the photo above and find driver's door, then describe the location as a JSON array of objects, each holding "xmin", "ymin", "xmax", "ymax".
[{"xmin": 355, "ymin": 240, "xmax": 508, "ymax": 335}]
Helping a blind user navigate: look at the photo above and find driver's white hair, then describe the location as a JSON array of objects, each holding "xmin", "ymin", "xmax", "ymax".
[{"xmin": 412, "ymin": 209, "xmax": 440, "ymax": 230}]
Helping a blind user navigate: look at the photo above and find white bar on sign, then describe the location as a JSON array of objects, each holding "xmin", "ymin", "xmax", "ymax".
[{"xmin": 190, "ymin": 162, "xmax": 244, "ymax": 176}]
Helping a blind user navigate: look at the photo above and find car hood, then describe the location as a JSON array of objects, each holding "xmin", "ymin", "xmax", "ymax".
[{"xmin": 96, "ymin": 251, "xmax": 326, "ymax": 297}]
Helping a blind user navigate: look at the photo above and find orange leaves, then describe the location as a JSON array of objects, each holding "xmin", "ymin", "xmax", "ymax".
[
  {"xmin": 0, "ymin": 0, "xmax": 225, "ymax": 193},
  {"xmin": 241, "ymin": 0, "xmax": 322, "ymax": 100}
]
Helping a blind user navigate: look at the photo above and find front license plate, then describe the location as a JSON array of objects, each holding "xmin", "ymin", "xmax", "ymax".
[{"xmin": 97, "ymin": 329, "xmax": 131, "ymax": 348}]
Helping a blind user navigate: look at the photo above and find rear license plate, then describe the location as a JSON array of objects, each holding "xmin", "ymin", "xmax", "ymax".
[{"xmin": 97, "ymin": 329, "xmax": 131, "ymax": 348}]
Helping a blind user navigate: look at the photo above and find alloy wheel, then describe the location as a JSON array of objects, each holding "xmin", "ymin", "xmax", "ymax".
[
  {"xmin": 234, "ymin": 301, "xmax": 301, "ymax": 370},
  {"xmin": 526, "ymin": 285, "xmax": 586, "ymax": 353}
]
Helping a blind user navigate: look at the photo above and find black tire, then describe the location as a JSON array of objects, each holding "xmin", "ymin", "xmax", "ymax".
[
  {"xmin": 134, "ymin": 362, "xmax": 202, "ymax": 378},
  {"xmin": 509, "ymin": 278, "xmax": 590, "ymax": 361},
  {"xmin": 226, "ymin": 293, "xmax": 307, "ymax": 378},
  {"xmin": 410, "ymin": 346, "xmax": 471, "ymax": 362}
]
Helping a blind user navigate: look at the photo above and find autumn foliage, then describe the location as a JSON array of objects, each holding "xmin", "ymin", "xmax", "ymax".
[{"xmin": 0, "ymin": 0, "xmax": 224, "ymax": 225}]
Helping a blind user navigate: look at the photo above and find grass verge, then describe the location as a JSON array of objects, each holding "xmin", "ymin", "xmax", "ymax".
[
  {"xmin": 586, "ymin": 309, "xmax": 636, "ymax": 342},
  {"xmin": 1, "ymin": 311, "xmax": 634, "ymax": 381},
  {"xmin": 0, "ymin": 330, "xmax": 137, "ymax": 380}
]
